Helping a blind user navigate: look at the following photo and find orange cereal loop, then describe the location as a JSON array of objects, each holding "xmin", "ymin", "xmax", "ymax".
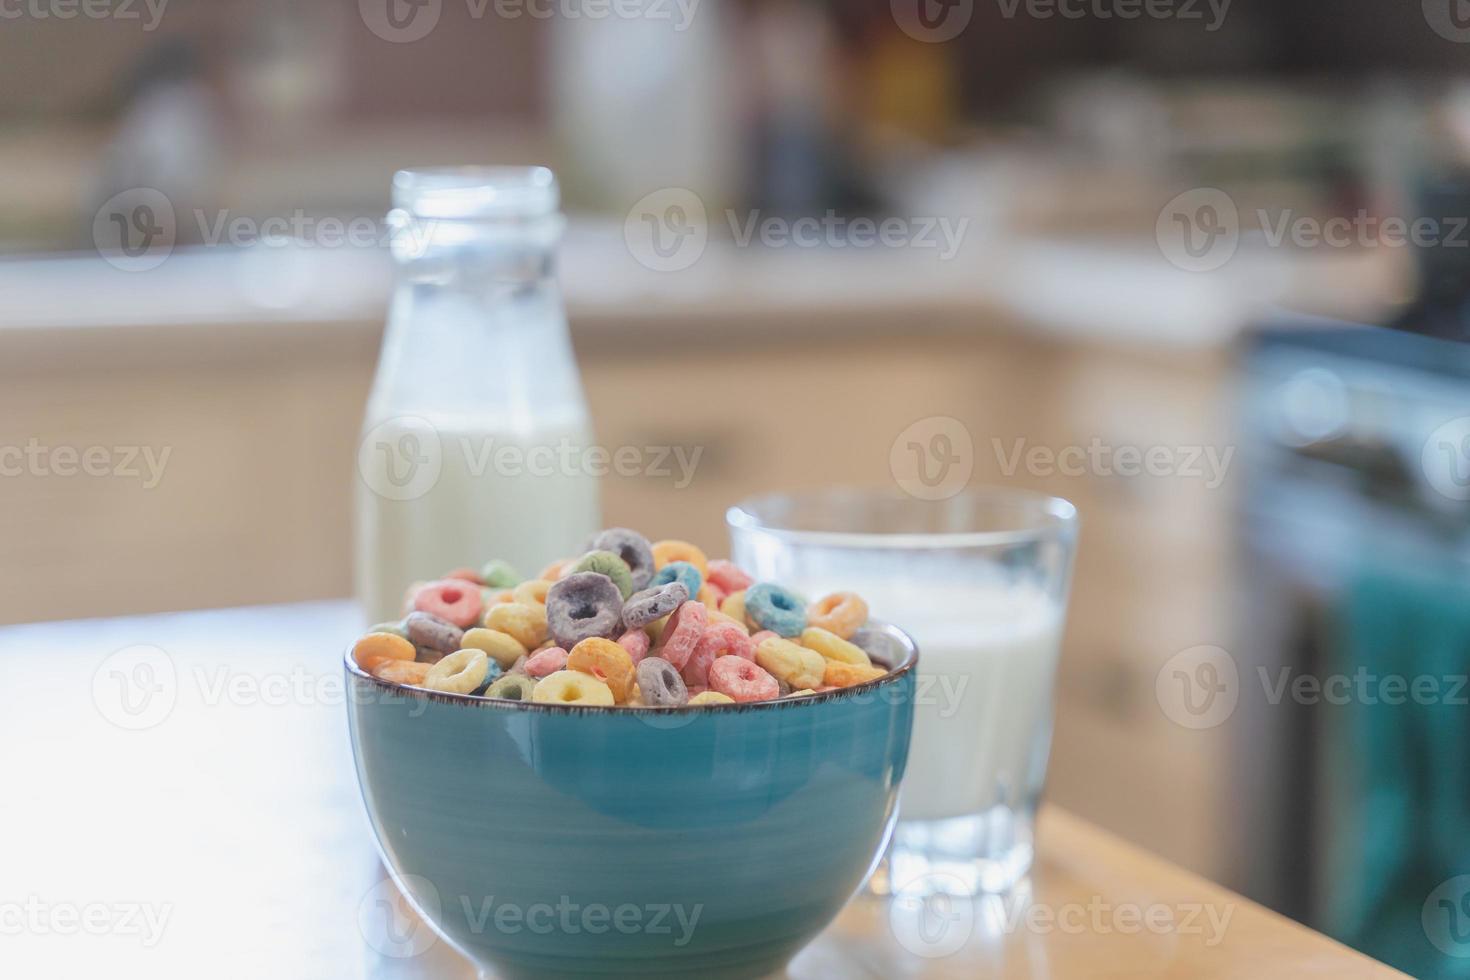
[
  {"xmin": 567, "ymin": 637, "xmax": 636, "ymax": 704},
  {"xmin": 651, "ymin": 540, "xmax": 708, "ymax": 577},
  {"xmin": 373, "ymin": 659, "xmax": 432, "ymax": 686},
  {"xmin": 807, "ymin": 591, "xmax": 869, "ymax": 640},
  {"xmin": 822, "ymin": 660, "xmax": 887, "ymax": 688},
  {"xmin": 539, "ymin": 559, "xmax": 573, "ymax": 582},
  {"xmin": 353, "ymin": 632, "xmax": 415, "ymax": 671}
]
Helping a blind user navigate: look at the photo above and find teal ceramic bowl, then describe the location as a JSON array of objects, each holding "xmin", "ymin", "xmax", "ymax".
[{"xmin": 345, "ymin": 625, "xmax": 916, "ymax": 979}]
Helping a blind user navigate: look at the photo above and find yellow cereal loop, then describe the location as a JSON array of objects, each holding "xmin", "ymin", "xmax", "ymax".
[
  {"xmin": 486, "ymin": 601, "xmax": 549, "ymax": 649},
  {"xmin": 823, "ymin": 661, "xmax": 887, "ymax": 688},
  {"xmin": 532, "ymin": 669, "xmax": 615, "ymax": 706},
  {"xmin": 651, "ymin": 539, "xmax": 708, "ymax": 577},
  {"xmin": 755, "ymin": 637, "xmax": 826, "ymax": 690},
  {"xmin": 787, "ymin": 689, "xmax": 816, "ymax": 698},
  {"xmin": 645, "ymin": 614, "xmax": 670, "ymax": 643},
  {"xmin": 460, "ymin": 627, "xmax": 527, "ymax": 669},
  {"xmin": 567, "ymin": 637, "xmax": 636, "ymax": 704},
  {"xmin": 353, "ymin": 632, "xmax": 415, "ymax": 671},
  {"xmin": 512, "ymin": 579, "xmax": 554, "ymax": 607},
  {"xmin": 696, "ymin": 584, "xmax": 721, "ymax": 607},
  {"xmin": 800, "ymin": 627, "xmax": 870, "ymax": 666},
  {"xmin": 689, "ymin": 690, "xmax": 734, "ymax": 705},
  {"xmin": 424, "ymin": 649, "xmax": 490, "ymax": 694},
  {"xmin": 720, "ymin": 590, "xmax": 748, "ymax": 627}
]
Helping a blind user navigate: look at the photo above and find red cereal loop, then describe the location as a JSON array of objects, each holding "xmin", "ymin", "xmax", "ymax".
[
  {"xmin": 651, "ymin": 600, "xmax": 707, "ymax": 671},
  {"xmin": 709, "ymin": 657, "xmax": 779, "ymax": 703},
  {"xmin": 445, "ymin": 567, "xmax": 487, "ymax": 586},
  {"xmin": 684, "ymin": 621, "xmax": 752, "ymax": 688},
  {"xmin": 413, "ymin": 579, "xmax": 484, "ymax": 629},
  {"xmin": 617, "ymin": 629, "xmax": 651, "ymax": 665},
  {"xmin": 524, "ymin": 647, "xmax": 569, "ymax": 678},
  {"xmin": 696, "ymin": 622, "xmax": 754, "ymax": 662},
  {"xmin": 706, "ymin": 559, "xmax": 754, "ymax": 594},
  {"xmin": 682, "ymin": 646, "xmax": 716, "ymax": 689}
]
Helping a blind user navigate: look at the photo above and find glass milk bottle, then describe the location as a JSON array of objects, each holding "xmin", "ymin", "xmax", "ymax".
[{"xmin": 355, "ymin": 167, "xmax": 599, "ymax": 623}]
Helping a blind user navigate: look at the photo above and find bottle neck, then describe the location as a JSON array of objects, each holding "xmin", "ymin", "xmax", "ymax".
[{"xmin": 388, "ymin": 210, "xmax": 565, "ymax": 285}]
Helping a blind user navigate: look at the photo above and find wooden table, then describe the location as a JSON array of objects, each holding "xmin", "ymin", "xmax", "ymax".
[{"xmin": 0, "ymin": 602, "xmax": 1403, "ymax": 979}]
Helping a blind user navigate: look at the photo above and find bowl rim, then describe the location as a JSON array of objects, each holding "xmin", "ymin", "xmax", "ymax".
[{"xmin": 344, "ymin": 622, "xmax": 919, "ymax": 714}]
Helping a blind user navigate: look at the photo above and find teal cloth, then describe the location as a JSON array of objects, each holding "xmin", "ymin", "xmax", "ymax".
[{"xmin": 1322, "ymin": 555, "xmax": 1470, "ymax": 978}]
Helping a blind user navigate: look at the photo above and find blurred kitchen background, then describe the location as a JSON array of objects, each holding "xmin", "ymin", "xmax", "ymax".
[{"xmin": 5, "ymin": 1, "xmax": 1470, "ymax": 975}]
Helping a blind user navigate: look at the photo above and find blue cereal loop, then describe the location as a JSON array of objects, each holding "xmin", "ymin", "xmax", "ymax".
[
  {"xmin": 744, "ymin": 582, "xmax": 807, "ymax": 637},
  {"xmin": 652, "ymin": 561, "xmax": 702, "ymax": 599}
]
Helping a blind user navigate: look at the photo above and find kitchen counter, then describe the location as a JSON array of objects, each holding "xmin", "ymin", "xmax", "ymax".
[{"xmin": 1, "ymin": 600, "xmax": 1403, "ymax": 978}]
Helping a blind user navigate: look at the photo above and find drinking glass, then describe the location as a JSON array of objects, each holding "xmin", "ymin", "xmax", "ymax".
[{"xmin": 728, "ymin": 487, "xmax": 1078, "ymax": 893}]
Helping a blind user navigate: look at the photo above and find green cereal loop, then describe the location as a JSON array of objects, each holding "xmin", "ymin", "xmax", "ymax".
[
  {"xmin": 479, "ymin": 560, "xmax": 522, "ymax": 589},
  {"xmin": 573, "ymin": 550, "xmax": 635, "ymax": 599},
  {"xmin": 484, "ymin": 672, "xmax": 537, "ymax": 702},
  {"xmin": 368, "ymin": 620, "xmax": 411, "ymax": 640}
]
